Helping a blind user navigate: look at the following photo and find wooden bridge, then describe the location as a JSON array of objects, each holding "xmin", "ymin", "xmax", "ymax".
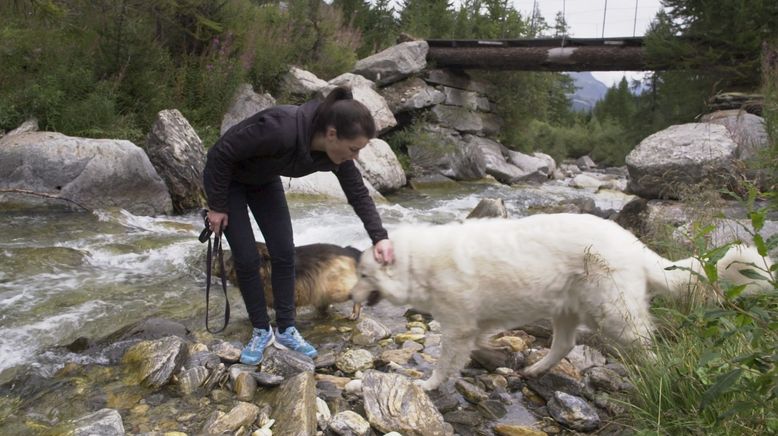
[{"xmin": 426, "ymin": 37, "xmax": 654, "ymax": 71}]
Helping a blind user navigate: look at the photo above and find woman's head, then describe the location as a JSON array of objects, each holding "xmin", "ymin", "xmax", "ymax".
[{"xmin": 311, "ymin": 86, "xmax": 376, "ymax": 164}]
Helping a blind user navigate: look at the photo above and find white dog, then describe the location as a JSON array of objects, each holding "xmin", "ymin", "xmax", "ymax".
[{"xmin": 350, "ymin": 213, "xmax": 773, "ymax": 390}]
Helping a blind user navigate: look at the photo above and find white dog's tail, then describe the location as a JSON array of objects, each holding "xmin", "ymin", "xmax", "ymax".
[{"xmin": 644, "ymin": 245, "xmax": 774, "ymax": 297}]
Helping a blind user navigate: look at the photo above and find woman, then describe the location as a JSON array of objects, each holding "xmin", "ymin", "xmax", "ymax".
[{"xmin": 203, "ymin": 86, "xmax": 394, "ymax": 365}]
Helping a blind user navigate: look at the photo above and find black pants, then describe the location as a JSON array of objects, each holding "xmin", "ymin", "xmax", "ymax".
[{"xmin": 223, "ymin": 178, "xmax": 295, "ymax": 331}]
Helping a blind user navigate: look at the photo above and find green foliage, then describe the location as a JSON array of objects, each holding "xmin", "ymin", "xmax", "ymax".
[
  {"xmin": 519, "ymin": 118, "xmax": 633, "ymax": 166},
  {"xmin": 626, "ymin": 202, "xmax": 778, "ymax": 435},
  {"xmin": 398, "ymin": 0, "xmax": 455, "ymax": 39}
]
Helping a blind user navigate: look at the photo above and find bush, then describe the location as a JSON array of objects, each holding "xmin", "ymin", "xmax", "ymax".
[{"xmin": 625, "ymin": 202, "xmax": 778, "ymax": 434}]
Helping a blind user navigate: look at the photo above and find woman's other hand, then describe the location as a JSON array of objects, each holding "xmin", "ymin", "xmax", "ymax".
[
  {"xmin": 373, "ymin": 239, "xmax": 394, "ymax": 265},
  {"xmin": 207, "ymin": 211, "xmax": 229, "ymax": 235}
]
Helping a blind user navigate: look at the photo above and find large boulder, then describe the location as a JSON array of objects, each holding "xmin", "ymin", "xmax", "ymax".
[
  {"xmin": 626, "ymin": 123, "xmax": 739, "ymax": 199},
  {"xmin": 281, "ymin": 171, "xmax": 384, "ymax": 201},
  {"xmin": 220, "ymin": 83, "xmax": 276, "ymax": 136},
  {"xmin": 321, "ymin": 73, "xmax": 397, "ymax": 134},
  {"xmin": 464, "ymin": 135, "xmax": 529, "ymax": 184},
  {"xmin": 352, "ymin": 41, "xmax": 429, "ymax": 86},
  {"xmin": 407, "ymin": 125, "xmax": 485, "ymax": 180},
  {"xmin": 424, "ymin": 69, "xmax": 493, "ymax": 95},
  {"xmin": 430, "ymin": 105, "xmax": 502, "ymax": 136},
  {"xmin": 280, "ymin": 66, "xmax": 329, "ymax": 99},
  {"xmin": 146, "ymin": 109, "xmax": 207, "ymax": 214},
  {"xmin": 355, "ymin": 138, "xmax": 406, "ymax": 193},
  {"xmin": 700, "ymin": 110, "xmax": 769, "ymax": 160},
  {"xmin": 381, "ymin": 77, "xmax": 445, "ymax": 114},
  {"xmin": 0, "ymin": 132, "xmax": 172, "ymax": 215}
]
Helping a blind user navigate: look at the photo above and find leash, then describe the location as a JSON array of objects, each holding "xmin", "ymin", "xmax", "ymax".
[{"xmin": 199, "ymin": 210, "xmax": 230, "ymax": 333}]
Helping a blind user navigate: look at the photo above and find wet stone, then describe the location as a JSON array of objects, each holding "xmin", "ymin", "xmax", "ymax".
[
  {"xmin": 328, "ymin": 410, "xmax": 371, "ymax": 436},
  {"xmin": 336, "ymin": 349, "xmax": 374, "ymax": 373},
  {"xmin": 493, "ymin": 424, "xmax": 548, "ymax": 436},
  {"xmin": 251, "ymin": 371, "xmax": 284, "ymax": 387},
  {"xmin": 185, "ymin": 350, "xmax": 221, "ymax": 369},
  {"xmin": 455, "ymin": 379, "xmax": 489, "ymax": 404},
  {"xmin": 316, "ymin": 380, "xmax": 343, "ymax": 402},
  {"xmin": 443, "ymin": 409, "xmax": 483, "ymax": 427},
  {"xmin": 547, "ymin": 391, "xmax": 600, "ymax": 432},
  {"xmin": 470, "ymin": 348, "xmax": 524, "ymax": 372},
  {"xmin": 477, "ymin": 399, "xmax": 508, "ymax": 419},
  {"xmin": 585, "ymin": 366, "xmax": 626, "ymax": 393},
  {"xmin": 524, "ymin": 371, "xmax": 584, "ymax": 402},
  {"xmin": 314, "ymin": 350, "xmax": 338, "ymax": 369},
  {"xmin": 234, "ymin": 372, "xmax": 257, "ymax": 401},
  {"xmin": 261, "ymin": 347, "xmax": 315, "ymax": 378},
  {"xmin": 177, "ymin": 366, "xmax": 208, "ymax": 396},
  {"xmin": 210, "ymin": 340, "xmax": 241, "ymax": 363}
]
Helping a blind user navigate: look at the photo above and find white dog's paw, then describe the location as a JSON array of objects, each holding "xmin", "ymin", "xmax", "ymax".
[{"xmin": 414, "ymin": 378, "xmax": 440, "ymax": 391}]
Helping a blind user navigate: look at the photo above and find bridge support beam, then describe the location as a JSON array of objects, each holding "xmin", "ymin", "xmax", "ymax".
[{"xmin": 427, "ymin": 45, "xmax": 649, "ymax": 71}]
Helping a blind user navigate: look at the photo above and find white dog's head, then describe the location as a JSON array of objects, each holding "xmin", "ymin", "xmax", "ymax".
[{"xmin": 350, "ymin": 249, "xmax": 410, "ymax": 307}]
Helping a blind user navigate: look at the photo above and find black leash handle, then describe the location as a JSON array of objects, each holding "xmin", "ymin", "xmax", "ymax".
[{"xmin": 200, "ymin": 210, "xmax": 230, "ymax": 333}]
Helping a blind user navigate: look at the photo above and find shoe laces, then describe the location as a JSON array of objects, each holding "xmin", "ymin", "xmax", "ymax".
[
  {"xmin": 247, "ymin": 328, "xmax": 271, "ymax": 350},
  {"xmin": 284, "ymin": 327, "xmax": 307, "ymax": 345}
]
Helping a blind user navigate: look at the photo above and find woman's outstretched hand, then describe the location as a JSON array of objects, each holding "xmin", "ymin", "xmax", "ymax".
[
  {"xmin": 373, "ymin": 239, "xmax": 394, "ymax": 265},
  {"xmin": 207, "ymin": 210, "xmax": 229, "ymax": 235}
]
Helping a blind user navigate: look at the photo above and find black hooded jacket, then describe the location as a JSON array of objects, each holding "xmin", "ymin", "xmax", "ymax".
[{"xmin": 203, "ymin": 100, "xmax": 388, "ymax": 244}]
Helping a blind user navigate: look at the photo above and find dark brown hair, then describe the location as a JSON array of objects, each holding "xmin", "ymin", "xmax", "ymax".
[{"xmin": 312, "ymin": 86, "xmax": 376, "ymax": 139}]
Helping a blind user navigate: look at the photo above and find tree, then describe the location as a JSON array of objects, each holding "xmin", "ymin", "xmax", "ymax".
[{"xmin": 398, "ymin": 0, "xmax": 454, "ymax": 39}]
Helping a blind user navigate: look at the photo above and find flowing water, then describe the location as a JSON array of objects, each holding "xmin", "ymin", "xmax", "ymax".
[{"xmin": 0, "ymin": 180, "xmax": 633, "ymax": 430}]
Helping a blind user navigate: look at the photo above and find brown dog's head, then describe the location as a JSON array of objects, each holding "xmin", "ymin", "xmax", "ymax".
[{"xmin": 350, "ymin": 249, "xmax": 410, "ymax": 307}]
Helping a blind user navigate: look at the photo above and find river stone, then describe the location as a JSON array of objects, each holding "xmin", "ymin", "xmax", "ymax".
[
  {"xmin": 355, "ymin": 138, "xmax": 406, "ymax": 193},
  {"xmin": 145, "ymin": 108, "xmax": 206, "ymax": 213},
  {"xmin": 547, "ymin": 391, "xmax": 600, "ymax": 432},
  {"xmin": 210, "ymin": 340, "xmax": 241, "ymax": 363},
  {"xmin": 71, "ymin": 408, "xmax": 125, "ymax": 436},
  {"xmin": 6, "ymin": 118, "xmax": 39, "ymax": 136},
  {"xmin": 336, "ymin": 349, "xmax": 374, "ymax": 373},
  {"xmin": 328, "ymin": 410, "xmax": 371, "ymax": 436},
  {"xmin": 280, "ymin": 67, "xmax": 329, "ymax": 98},
  {"xmin": 0, "ymin": 131, "xmax": 172, "ymax": 215},
  {"xmin": 345, "ymin": 379, "xmax": 363, "ymax": 395},
  {"xmin": 380, "ymin": 348, "xmax": 416, "ymax": 365},
  {"xmin": 201, "ymin": 401, "xmax": 260, "ymax": 435},
  {"xmin": 261, "ymin": 347, "xmax": 315, "ymax": 378},
  {"xmin": 256, "ymin": 371, "xmax": 317, "ymax": 436},
  {"xmin": 455, "ymin": 379, "xmax": 489, "ymax": 404},
  {"xmin": 565, "ymin": 345, "xmax": 607, "ymax": 373},
  {"xmin": 362, "ymin": 370, "xmax": 451, "ymax": 436},
  {"xmin": 316, "ymin": 397, "xmax": 332, "ymax": 430},
  {"xmin": 316, "ymin": 373, "xmax": 351, "ymax": 390},
  {"xmin": 251, "ymin": 371, "xmax": 285, "ymax": 387},
  {"xmin": 477, "ymin": 399, "xmax": 508, "ymax": 419},
  {"xmin": 185, "ymin": 350, "xmax": 220, "ymax": 370},
  {"xmin": 470, "ymin": 348, "xmax": 525, "ymax": 372},
  {"xmin": 235, "ymin": 371, "xmax": 257, "ymax": 401},
  {"xmin": 700, "ymin": 110, "xmax": 769, "ymax": 160},
  {"xmin": 351, "ymin": 316, "xmax": 392, "ymax": 346},
  {"xmin": 178, "ymin": 366, "xmax": 209, "ymax": 395},
  {"xmin": 626, "ymin": 123, "xmax": 738, "ymax": 199},
  {"xmin": 584, "ymin": 366, "xmax": 626, "ymax": 393},
  {"xmin": 524, "ymin": 370, "xmax": 584, "ymax": 402},
  {"xmin": 493, "ymin": 424, "xmax": 547, "ymax": 436},
  {"xmin": 122, "ymin": 336, "xmax": 186, "ymax": 389},
  {"xmin": 466, "ymin": 197, "xmax": 508, "ymax": 219}
]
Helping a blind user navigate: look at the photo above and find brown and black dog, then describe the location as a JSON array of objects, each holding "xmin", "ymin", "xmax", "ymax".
[{"xmin": 217, "ymin": 242, "xmax": 363, "ymax": 319}]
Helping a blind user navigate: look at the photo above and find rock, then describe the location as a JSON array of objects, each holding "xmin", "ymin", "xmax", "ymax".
[
  {"xmin": 315, "ymin": 373, "xmax": 351, "ymax": 390},
  {"xmin": 281, "ymin": 66, "xmax": 329, "ymax": 98},
  {"xmin": 251, "ymin": 371, "xmax": 285, "ymax": 387},
  {"xmin": 282, "ymin": 171, "xmax": 383, "ymax": 201},
  {"xmin": 220, "ymin": 83, "xmax": 276, "ymax": 135},
  {"xmin": 465, "ymin": 135, "xmax": 526, "ymax": 184},
  {"xmin": 0, "ymin": 132, "xmax": 172, "ymax": 215},
  {"xmin": 328, "ymin": 410, "xmax": 371, "ymax": 436},
  {"xmin": 584, "ymin": 366, "xmax": 627, "ymax": 393},
  {"xmin": 70, "ymin": 408, "xmax": 125, "ymax": 436},
  {"xmin": 256, "ymin": 371, "xmax": 317, "ymax": 436},
  {"xmin": 122, "ymin": 336, "xmax": 186, "ymax": 389},
  {"xmin": 700, "ymin": 110, "xmax": 768, "ymax": 160},
  {"xmin": 407, "ymin": 125, "xmax": 485, "ymax": 181},
  {"xmin": 344, "ymin": 379, "xmax": 363, "ymax": 395},
  {"xmin": 470, "ymin": 348, "xmax": 524, "ymax": 372},
  {"xmin": 6, "ymin": 119, "xmax": 39, "ymax": 136},
  {"xmin": 178, "ymin": 366, "xmax": 209, "ymax": 395},
  {"xmin": 565, "ymin": 345, "xmax": 607, "ymax": 373},
  {"xmin": 362, "ymin": 370, "xmax": 451, "ymax": 436},
  {"xmin": 546, "ymin": 391, "xmax": 600, "ymax": 432},
  {"xmin": 380, "ymin": 348, "xmax": 416, "ymax": 365},
  {"xmin": 235, "ymin": 371, "xmax": 257, "ymax": 401},
  {"xmin": 261, "ymin": 347, "xmax": 316, "ymax": 379},
  {"xmin": 493, "ymin": 424, "xmax": 547, "ymax": 436},
  {"xmin": 381, "ymin": 77, "xmax": 445, "ymax": 113},
  {"xmin": 353, "ymin": 41, "xmax": 428, "ymax": 86},
  {"xmin": 320, "ymin": 73, "xmax": 397, "ymax": 133},
  {"xmin": 336, "ymin": 349, "xmax": 374, "ymax": 373},
  {"xmin": 145, "ymin": 109, "xmax": 207, "ymax": 213},
  {"xmin": 477, "ymin": 399, "xmax": 508, "ymax": 419},
  {"xmin": 626, "ymin": 123, "xmax": 738, "ymax": 199},
  {"xmin": 466, "ymin": 198, "xmax": 508, "ymax": 219},
  {"xmin": 455, "ymin": 379, "xmax": 489, "ymax": 404},
  {"xmin": 316, "ymin": 396, "xmax": 332, "ymax": 430},
  {"xmin": 576, "ymin": 155, "xmax": 597, "ymax": 170},
  {"xmin": 424, "ymin": 69, "xmax": 493, "ymax": 95},
  {"xmin": 210, "ymin": 340, "xmax": 241, "ymax": 363},
  {"xmin": 355, "ymin": 138, "xmax": 406, "ymax": 194},
  {"xmin": 201, "ymin": 401, "xmax": 260, "ymax": 435},
  {"xmin": 431, "ymin": 105, "xmax": 501, "ymax": 136}
]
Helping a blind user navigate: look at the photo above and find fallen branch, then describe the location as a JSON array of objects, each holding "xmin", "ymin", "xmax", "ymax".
[{"xmin": 0, "ymin": 188, "xmax": 90, "ymax": 211}]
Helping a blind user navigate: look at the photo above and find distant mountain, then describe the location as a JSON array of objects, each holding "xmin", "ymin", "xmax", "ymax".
[{"xmin": 566, "ymin": 72, "xmax": 609, "ymax": 112}]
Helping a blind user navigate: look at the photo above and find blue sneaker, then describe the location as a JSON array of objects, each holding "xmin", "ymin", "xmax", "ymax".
[
  {"xmin": 275, "ymin": 326, "xmax": 318, "ymax": 358},
  {"xmin": 240, "ymin": 328, "xmax": 274, "ymax": 365}
]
